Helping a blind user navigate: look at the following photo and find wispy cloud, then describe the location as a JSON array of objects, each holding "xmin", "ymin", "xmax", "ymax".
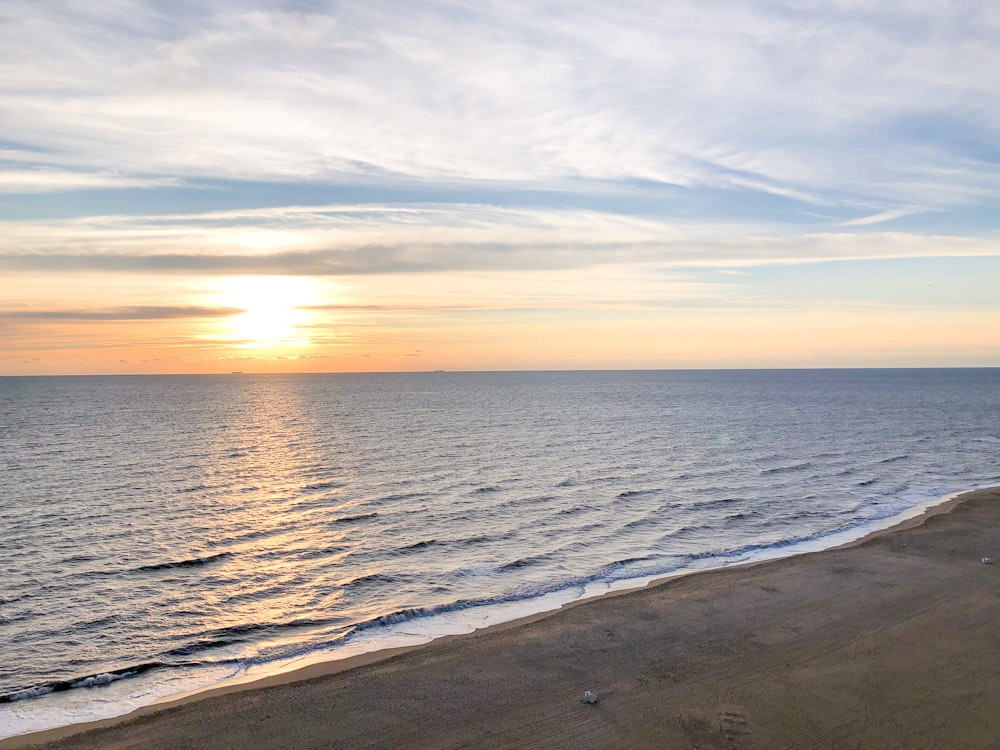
[
  {"xmin": 0, "ymin": 168, "xmax": 175, "ymax": 193},
  {"xmin": 840, "ymin": 207, "xmax": 931, "ymax": 227},
  {"xmin": 2, "ymin": 1, "xmax": 999, "ymax": 210},
  {"xmin": 0, "ymin": 204, "xmax": 995, "ymax": 277},
  {"xmin": 0, "ymin": 306, "xmax": 243, "ymax": 320}
]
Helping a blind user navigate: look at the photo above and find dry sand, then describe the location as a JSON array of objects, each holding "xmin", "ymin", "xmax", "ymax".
[{"xmin": 5, "ymin": 487, "xmax": 1000, "ymax": 750}]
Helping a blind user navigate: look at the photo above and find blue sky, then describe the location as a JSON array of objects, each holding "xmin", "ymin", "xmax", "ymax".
[{"xmin": 1, "ymin": 1, "xmax": 998, "ymax": 373}]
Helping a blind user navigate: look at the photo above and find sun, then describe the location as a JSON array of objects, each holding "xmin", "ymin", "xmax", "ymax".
[{"xmin": 216, "ymin": 276, "xmax": 320, "ymax": 349}]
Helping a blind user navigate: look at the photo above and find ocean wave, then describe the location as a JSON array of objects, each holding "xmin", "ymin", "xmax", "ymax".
[
  {"xmin": 499, "ymin": 554, "xmax": 551, "ymax": 571},
  {"xmin": 878, "ymin": 454, "xmax": 910, "ymax": 464},
  {"xmin": 302, "ymin": 480, "xmax": 345, "ymax": 493},
  {"xmin": 660, "ymin": 524, "xmax": 704, "ymax": 541},
  {"xmin": 163, "ymin": 618, "xmax": 336, "ymax": 658},
  {"xmin": 393, "ymin": 539, "xmax": 439, "ymax": 554},
  {"xmin": 688, "ymin": 496, "xmax": 738, "ymax": 509},
  {"xmin": 494, "ymin": 494, "xmax": 557, "ymax": 510},
  {"xmin": 760, "ymin": 462, "xmax": 813, "ymax": 476},
  {"xmin": 617, "ymin": 488, "xmax": 661, "ymax": 499},
  {"xmin": 135, "ymin": 552, "xmax": 233, "ymax": 573},
  {"xmin": 724, "ymin": 511, "xmax": 760, "ymax": 521},
  {"xmin": 623, "ymin": 515, "xmax": 656, "ymax": 529},
  {"xmin": 451, "ymin": 532, "xmax": 515, "ymax": 546},
  {"xmin": 345, "ymin": 587, "xmax": 592, "ymax": 638},
  {"xmin": 296, "ymin": 545, "xmax": 348, "ymax": 561},
  {"xmin": 57, "ymin": 553, "xmax": 101, "ymax": 565},
  {"xmin": 605, "ymin": 555, "xmax": 655, "ymax": 569},
  {"xmin": 683, "ymin": 517, "xmax": 868, "ymax": 564},
  {"xmin": 373, "ymin": 491, "xmax": 432, "ymax": 505},
  {"xmin": 341, "ymin": 573, "xmax": 399, "ymax": 589},
  {"xmin": 0, "ymin": 662, "xmax": 165, "ymax": 704}
]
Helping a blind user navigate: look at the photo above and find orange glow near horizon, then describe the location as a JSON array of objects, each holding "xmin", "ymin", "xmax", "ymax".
[{"xmin": 2, "ymin": 266, "xmax": 999, "ymax": 376}]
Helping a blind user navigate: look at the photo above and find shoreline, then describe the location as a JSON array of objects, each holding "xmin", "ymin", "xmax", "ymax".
[{"xmin": 4, "ymin": 484, "xmax": 994, "ymax": 749}]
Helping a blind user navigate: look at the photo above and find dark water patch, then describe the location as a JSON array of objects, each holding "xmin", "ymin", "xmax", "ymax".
[
  {"xmin": 658, "ymin": 524, "xmax": 706, "ymax": 543},
  {"xmin": 135, "ymin": 552, "xmax": 233, "ymax": 573},
  {"xmin": 878, "ymin": 454, "xmax": 909, "ymax": 464},
  {"xmin": 607, "ymin": 555, "xmax": 655, "ymax": 568},
  {"xmin": 340, "ymin": 573, "xmax": 399, "ymax": 589},
  {"xmin": 393, "ymin": 539, "xmax": 439, "ymax": 554},
  {"xmin": 495, "ymin": 494, "xmax": 557, "ymax": 509},
  {"xmin": 565, "ymin": 474, "xmax": 625, "ymax": 487},
  {"xmin": 178, "ymin": 484, "xmax": 211, "ymax": 494},
  {"xmin": 452, "ymin": 531, "xmax": 515, "ymax": 546},
  {"xmin": 624, "ymin": 515, "xmax": 656, "ymax": 529},
  {"xmin": 302, "ymin": 480, "xmax": 344, "ymax": 493},
  {"xmin": 331, "ymin": 512, "xmax": 378, "ymax": 524},
  {"xmin": 74, "ymin": 613, "xmax": 121, "ymax": 630},
  {"xmin": 758, "ymin": 509, "xmax": 841, "ymax": 528},
  {"xmin": 688, "ymin": 496, "xmax": 738, "ymax": 509},
  {"xmin": 57, "ymin": 553, "xmax": 101, "ymax": 566},
  {"xmin": 499, "ymin": 554, "xmax": 551, "ymax": 571},
  {"xmin": 725, "ymin": 511, "xmax": 760, "ymax": 521},
  {"xmin": 375, "ymin": 491, "xmax": 433, "ymax": 504},
  {"xmin": 760, "ymin": 462, "xmax": 812, "ymax": 476},
  {"xmin": 213, "ymin": 526, "xmax": 278, "ymax": 547},
  {"xmin": 617, "ymin": 488, "xmax": 661, "ymax": 499}
]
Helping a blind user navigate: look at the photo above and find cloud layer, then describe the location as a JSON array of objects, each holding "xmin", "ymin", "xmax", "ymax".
[
  {"xmin": 1, "ymin": 204, "xmax": 996, "ymax": 278},
  {"xmin": 2, "ymin": 0, "xmax": 999, "ymax": 211}
]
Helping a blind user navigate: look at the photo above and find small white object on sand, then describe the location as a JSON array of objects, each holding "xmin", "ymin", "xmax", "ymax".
[
  {"xmin": 983, "ymin": 557, "xmax": 993, "ymax": 564},
  {"xmin": 583, "ymin": 690, "xmax": 598, "ymax": 704}
]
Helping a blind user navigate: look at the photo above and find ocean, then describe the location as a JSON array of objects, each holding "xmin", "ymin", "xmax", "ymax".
[{"xmin": 1, "ymin": 369, "xmax": 998, "ymax": 738}]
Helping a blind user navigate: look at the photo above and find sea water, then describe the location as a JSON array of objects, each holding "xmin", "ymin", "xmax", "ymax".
[{"xmin": 1, "ymin": 369, "xmax": 998, "ymax": 737}]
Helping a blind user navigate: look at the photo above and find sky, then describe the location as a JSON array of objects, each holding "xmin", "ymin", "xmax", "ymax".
[{"xmin": 1, "ymin": 0, "xmax": 998, "ymax": 375}]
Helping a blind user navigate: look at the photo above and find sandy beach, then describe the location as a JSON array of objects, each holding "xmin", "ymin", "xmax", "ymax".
[{"xmin": 5, "ymin": 487, "xmax": 1000, "ymax": 750}]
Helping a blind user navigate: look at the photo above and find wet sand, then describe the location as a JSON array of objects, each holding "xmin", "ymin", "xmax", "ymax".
[{"xmin": 6, "ymin": 487, "xmax": 1000, "ymax": 749}]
